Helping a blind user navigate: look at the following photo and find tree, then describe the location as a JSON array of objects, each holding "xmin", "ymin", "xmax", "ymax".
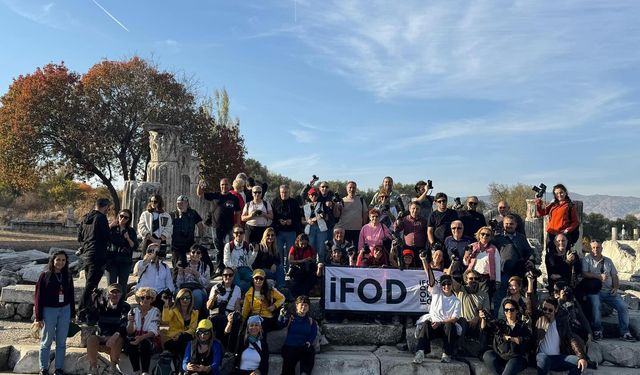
[
  {"xmin": 0, "ymin": 57, "xmax": 210, "ymax": 212},
  {"xmin": 582, "ymin": 212, "xmax": 610, "ymax": 242},
  {"xmin": 487, "ymin": 182, "xmax": 532, "ymax": 218}
]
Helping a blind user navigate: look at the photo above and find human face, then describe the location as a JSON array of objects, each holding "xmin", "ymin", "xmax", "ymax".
[
  {"xmin": 247, "ymin": 322, "xmax": 262, "ymax": 337},
  {"xmin": 108, "ymin": 290, "xmax": 121, "ymax": 304},
  {"xmin": 590, "ymin": 242, "xmax": 603, "ymax": 259},
  {"xmin": 554, "ymin": 235, "xmax": 567, "ymax": 252},
  {"xmin": 554, "ymin": 188, "xmax": 566, "ymax": 201},
  {"xmin": 331, "ymin": 250, "xmax": 342, "ymax": 262},
  {"xmin": 222, "ymin": 271, "xmax": 234, "ymax": 285},
  {"xmin": 432, "ymin": 250, "xmax": 443, "ymax": 266},
  {"xmin": 53, "ymin": 254, "xmax": 66, "ymax": 272},
  {"xmin": 118, "ymin": 212, "xmax": 130, "ymax": 225},
  {"xmin": 436, "ymin": 198, "xmax": 447, "ymax": 212},
  {"xmin": 504, "ymin": 304, "xmax": 517, "ymax": 318},
  {"xmin": 465, "ymin": 272, "xmax": 478, "ymax": 286},
  {"xmin": 346, "ymin": 182, "xmax": 357, "ymax": 196},
  {"xmin": 139, "ymin": 294, "xmax": 154, "ymax": 306},
  {"xmin": 298, "ymin": 238, "xmax": 309, "ymax": 247},
  {"xmin": 503, "ymin": 218, "xmax": 516, "ymax": 234},
  {"xmin": 450, "ymin": 222, "xmax": 463, "ymax": 238},
  {"xmin": 409, "ymin": 204, "xmax": 419, "ymax": 218},
  {"xmin": 319, "ymin": 183, "xmax": 329, "ymax": 195},
  {"xmin": 383, "ymin": 177, "xmax": 393, "ymax": 192},
  {"xmin": 308, "ymin": 192, "xmax": 318, "ymax": 201},
  {"xmin": 150, "ymin": 197, "xmax": 161, "ymax": 210},
  {"xmin": 233, "ymin": 229, "xmax": 245, "ymax": 241},
  {"xmin": 508, "ymin": 281, "xmax": 520, "ymax": 295},
  {"xmin": 369, "ymin": 213, "xmax": 380, "ymax": 224},
  {"xmin": 220, "ymin": 179, "xmax": 230, "ymax": 193},
  {"xmin": 176, "ymin": 200, "xmax": 188, "ymax": 212},
  {"xmin": 265, "ymin": 231, "xmax": 275, "ymax": 243},
  {"xmin": 279, "ymin": 187, "xmax": 289, "ymax": 200},
  {"xmin": 403, "ymin": 255, "xmax": 413, "ymax": 266},
  {"xmin": 296, "ymin": 302, "xmax": 310, "ymax": 316},
  {"xmin": 478, "ymin": 230, "xmax": 492, "ymax": 245},
  {"xmin": 467, "ymin": 199, "xmax": 478, "ymax": 211},
  {"xmin": 196, "ymin": 329, "xmax": 212, "ymax": 340},
  {"xmin": 373, "ymin": 246, "xmax": 383, "ymax": 259},
  {"xmin": 441, "ymin": 280, "xmax": 453, "ymax": 294},
  {"xmin": 253, "ymin": 275, "xmax": 265, "ymax": 285},
  {"xmin": 252, "ymin": 189, "xmax": 263, "ymax": 200},
  {"xmin": 498, "ymin": 203, "xmax": 509, "ymax": 216},
  {"xmin": 190, "ymin": 248, "xmax": 202, "ymax": 261},
  {"xmin": 542, "ymin": 302, "xmax": 556, "ymax": 319},
  {"xmin": 333, "ymin": 230, "xmax": 345, "ymax": 243}
]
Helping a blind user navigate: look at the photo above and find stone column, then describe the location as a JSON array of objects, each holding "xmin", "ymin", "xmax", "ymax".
[
  {"xmin": 611, "ymin": 227, "xmax": 618, "ymax": 241},
  {"xmin": 122, "ymin": 180, "xmax": 161, "ymax": 227},
  {"xmin": 146, "ymin": 123, "xmax": 182, "ymax": 213},
  {"xmin": 525, "ymin": 199, "xmax": 544, "ymax": 262},
  {"xmin": 634, "ymin": 228, "xmax": 639, "ymax": 241},
  {"xmin": 65, "ymin": 206, "xmax": 75, "ymax": 227}
]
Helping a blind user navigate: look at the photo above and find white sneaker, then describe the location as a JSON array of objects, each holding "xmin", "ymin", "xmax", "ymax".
[
  {"xmin": 441, "ymin": 353, "xmax": 451, "ymax": 363},
  {"xmin": 412, "ymin": 350, "xmax": 425, "ymax": 364}
]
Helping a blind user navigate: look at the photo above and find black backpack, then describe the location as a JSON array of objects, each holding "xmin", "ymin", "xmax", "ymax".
[{"xmin": 152, "ymin": 350, "xmax": 174, "ymax": 375}]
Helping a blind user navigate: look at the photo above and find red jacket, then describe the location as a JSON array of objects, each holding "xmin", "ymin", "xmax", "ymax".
[{"xmin": 536, "ymin": 200, "xmax": 579, "ymax": 235}]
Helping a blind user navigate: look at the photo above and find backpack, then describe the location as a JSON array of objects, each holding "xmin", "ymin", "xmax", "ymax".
[
  {"xmin": 151, "ymin": 350, "xmax": 173, "ymax": 375},
  {"xmin": 564, "ymin": 202, "xmax": 580, "ymax": 246}
]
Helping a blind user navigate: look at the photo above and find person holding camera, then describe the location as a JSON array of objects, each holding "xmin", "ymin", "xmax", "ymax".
[
  {"xmin": 443, "ymin": 220, "xmax": 473, "ymax": 277},
  {"xmin": 182, "ymin": 319, "xmax": 224, "ymax": 375},
  {"xmin": 451, "ymin": 269, "xmax": 491, "ymax": 354},
  {"xmin": 413, "ymin": 180, "xmax": 434, "ymax": 221},
  {"xmin": 427, "ymin": 192, "xmax": 459, "ymax": 248},
  {"xmin": 252, "ymin": 228, "xmax": 285, "ymax": 289},
  {"xmin": 545, "ymin": 234, "xmax": 580, "ymax": 293},
  {"xmin": 272, "ymin": 185, "xmax": 302, "ymax": 270},
  {"xmin": 318, "ymin": 228, "xmax": 355, "ymax": 268},
  {"xmin": 125, "ymin": 287, "xmax": 162, "ymax": 375},
  {"xmin": 233, "ymin": 315, "xmax": 270, "ymax": 375},
  {"xmin": 279, "ymin": 296, "xmax": 318, "ymax": 375},
  {"xmin": 466, "ymin": 226, "xmax": 501, "ymax": 307},
  {"xmin": 356, "ymin": 244, "xmax": 390, "ymax": 268},
  {"xmin": 414, "ymin": 253, "xmax": 462, "ymax": 364},
  {"xmin": 552, "ymin": 281, "xmax": 593, "ymax": 344},
  {"xmin": 535, "ymin": 184, "xmax": 580, "ymax": 252},
  {"xmin": 301, "ymin": 177, "xmax": 338, "ymax": 233},
  {"xmin": 288, "ymin": 233, "xmax": 318, "ymax": 298},
  {"xmin": 170, "ymin": 195, "xmax": 205, "ymax": 267},
  {"xmin": 581, "ymin": 239, "xmax": 634, "ymax": 342},
  {"xmin": 241, "ymin": 186, "xmax": 273, "ymax": 245},
  {"xmin": 302, "ymin": 188, "xmax": 330, "ymax": 263},
  {"xmin": 497, "ymin": 277, "xmax": 527, "ymax": 321},
  {"xmin": 174, "ymin": 245, "xmax": 211, "ymax": 312},
  {"xmin": 372, "ymin": 190, "xmax": 398, "ymax": 230},
  {"xmin": 370, "ymin": 176, "xmax": 405, "ymax": 217},
  {"xmin": 481, "ymin": 300, "xmax": 531, "ymax": 375},
  {"xmin": 162, "ymin": 288, "xmax": 199, "ymax": 370},
  {"xmin": 137, "ymin": 194, "xmax": 173, "ymax": 255},
  {"xmin": 86, "ymin": 283, "xmax": 130, "ymax": 375},
  {"xmin": 207, "ymin": 267, "xmax": 243, "ymax": 351},
  {"xmin": 223, "ymin": 225, "xmax": 258, "ymax": 293},
  {"xmin": 132, "ymin": 245, "xmax": 175, "ymax": 310},
  {"xmin": 242, "ymin": 269, "xmax": 286, "ymax": 335},
  {"xmin": 34, "ymin": 251, "xmax": 75, "ymax": 375},
  {"xmin": 395, "ymin": 201, "xmax": 428, "ymax": 261},
  {"xmin": 334, "ymin": 181, "xmax": 368, "ymax": 245},
  {"xmin": 107, "ymin": 208, "xmax": 138, "ymax": 302}
]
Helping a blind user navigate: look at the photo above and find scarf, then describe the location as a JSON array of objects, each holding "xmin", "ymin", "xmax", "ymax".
[{"xmin": 467, "ymin": 242, "xmax": 497, "ymax": 280}]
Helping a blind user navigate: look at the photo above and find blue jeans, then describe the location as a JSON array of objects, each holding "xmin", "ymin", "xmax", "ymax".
[
  {"xmin": 588, "ymin": 290, "xmax": 630, "ymax": 334},
  {"xmin": 277, "ymin": 231, "xmax": 297, "ymax": 269},
  {"xmin": 264, "ymin": 264, "xmax": 286, "ymax": 289},
  {"xmin": 191, "ymin": 288, "xmax": 207, "ymax": 311},
  {"xmin": 235, "ymin": 266, "xmax": 253, "ymax": 293},
  {"xmin": 536, "ymin": 353, "xmax": 580, "ymax": 375},
  {"xmin": 494, "ymin": 273, "xmax": 510, "ymax": 313},
  {"xmin": 106, "ymin": 260, "xmax": 132, "ymax": 297},
  {"xmin": 40, "ymin": 304, "xmax": 71, "ymax": 370},
  {"xmin": 308, "ymin": 225, "xmax": 328, "ymax": 263},
  {"xmin": 483, "ymin": 350, "xmax": 528, "ymax": 375}
]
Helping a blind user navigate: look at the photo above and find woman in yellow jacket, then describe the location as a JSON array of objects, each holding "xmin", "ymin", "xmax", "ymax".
[
  {"xmin": 162, "ymin": 288, "xmax": 199, "ymax": 367},
  {"xmin": 241, "ymin": 269, "xmax": 285, "ymax": 335}
]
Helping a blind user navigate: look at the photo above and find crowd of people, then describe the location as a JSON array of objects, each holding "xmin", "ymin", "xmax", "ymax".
[{"xmin": 31, "ymin": 175, "xmax": 636, "ymax": 375}]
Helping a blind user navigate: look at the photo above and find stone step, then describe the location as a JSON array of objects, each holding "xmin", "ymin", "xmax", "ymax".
[
  {"xmin": 601, "ymin": 309, "xmax": 640, "ymax": 338},
  {"xmin": 323, "ymin": 322, "xmax": 403, "ymax": 346}
]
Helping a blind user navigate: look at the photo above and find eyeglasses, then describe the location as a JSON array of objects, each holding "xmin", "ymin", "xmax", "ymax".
[
  {"xmin": 222, "ymin": 273, "xmax": 234, "ymax": 277},
  {"xmin": 480, "ymin": 233, "xmax": 492, "ymax": 237},
  {"xmin": 196, "ymin": 330, "xmax": 212, "ymax": 336},
  {"xmin": 119, "ymin": 214, "xmax": 130, "ymax": 219},
  {"xmin": 504, "ymin": 308, "xmax": 517, "ymax": 312},
  {"xmin": 180, "ymin": 297, "xmax": 192, "ymax": 301},
  {"xmin": 436, "ymin": 200, "xmax": 447, "ymax": 203},
  {"xmin": 466, "ymin": 277, "xmax": 477, "ymax": 281},
  {"xmin": 468, "ymin": 202, "xmax": 478, "ymax": 206},
  {"xmin": 451, "ymin": 227, "xmax": 462, "ymax": 230},
  {"xmin": 253, "ymin": 277, "xmax": 264, "ymax": 281},
  {"xmin": 108, "ymin": 290, "xmax": 121, "ymax": 295},
  {"xmin": 542, "ymin": 307, "xmax": 555, "ymax": 313},
  {"xmin": 233, "ymin": 231, "xmax": 244, "ymax": 235},
  {"xmin": 441, "ymin": 282, "xmax": 452, "ymax": 287}
]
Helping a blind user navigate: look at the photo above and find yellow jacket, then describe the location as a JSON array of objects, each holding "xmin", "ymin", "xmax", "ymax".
[
  {"xmin": 162, "ymin": 306, "xmax": 198, "ymax": 340},
  {"xmin": 242, "ymin": 287, "xmax": 285, "ymax": 320}
]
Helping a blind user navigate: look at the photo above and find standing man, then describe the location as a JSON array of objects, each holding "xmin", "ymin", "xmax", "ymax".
[
  {"xmin": 334, "ymin": 181, "xmax": 368, "ymax": 245},
  {"xmin": 370, "ymin": 176, "xmax": 405, "ymax": 214},
  {"xmin": 494, "ymin": 201, "xmax": 525, "ymax": 236},
  {"xmin": 493, "ymin": 214, "xmax": 533, "ymax": 312},
  {"xmin": 427, "ymin": 193, "xmax": 459, "ymax": 248},
  {"xmin": 581, "ymin": 240, "xmax": 635, "ymax": 341},
  {"xmin": 198, "ymin": 178, "xmax": 241, "ymax": 276},
  {"xmin": 272, "ymin": 185, "xmax": 301, "ymax": 269},
  {"xmin": 77, "ymin": 198, "xmax": 111, "ymax": 324},
  {"xmin": 395, "ymin": 201, "xmax": 428, "ymax": 256},
  {"xmin": 301, "ymin": 178, "xmax": 337, "ymax": 234},
  {"xmin": 458, "ymin": 196, "xmax": 487, "ymax": 238},
  {"xmin": 443, "ymin": 220, "xmax": 473, "ymax": 271},
  {"xmin": 170, "ymin": 195, "xmax": 204, "ymax": 267}
]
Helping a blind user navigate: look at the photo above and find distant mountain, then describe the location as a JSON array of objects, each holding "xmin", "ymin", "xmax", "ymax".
[{"xmin": 571, "ymin": 193, "xmax": 640, "ymax": 220}]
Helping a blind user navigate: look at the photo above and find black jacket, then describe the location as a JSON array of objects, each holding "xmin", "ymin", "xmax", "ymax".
[
  {"xmin": 494, "ymin": 232, "xmax": 533, "ymax": 277},
  {"xmin": 484, "ymin": 319, "xmax": 532, "ymax": 360},
  {"xmin": 234, "ymin": 337, "xmax": 269, "ymax": 375},
  {"xmin": 78, "ymin": 210, "xmax": 110, "ymax": 261},
  {"xmin": 271, "ymin": 197, "xmax": 302, "ymax": 233}
]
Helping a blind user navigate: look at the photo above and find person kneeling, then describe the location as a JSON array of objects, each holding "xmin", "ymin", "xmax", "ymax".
[
  {"xmin": 87, "ymin": 284, "xmax": 130, "ymax": 375},
  {"xmin": 182, "ymin": 319, "xmax": 224, "ymax": 375}
]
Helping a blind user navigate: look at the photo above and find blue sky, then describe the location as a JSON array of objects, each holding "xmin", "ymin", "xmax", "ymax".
[{"xmin": 1, "ymin": 0, "xmax": 639, "ymax": 197}]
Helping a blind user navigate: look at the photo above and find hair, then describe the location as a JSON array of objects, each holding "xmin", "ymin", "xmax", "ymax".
[
  {"xmin": 409, "ymin": 201, "xmax": 420, "ymax": 209},
  {"xmin": 47, "ymin": 250, "xmax": 69, "ymax": 274},
  {"xmin": 508, "ymin": 276, "xmax": 523, "ymax": 289},
  {"xmin": 552, "ymin": 183, "xmax": 572, "ymax": 204},
  {"xmin": 463, "ymin": 269, "xmax": 478, "ymax": 281},
  {"xmin": 188, "ymin": 244, "xmax": 210, "ymax": 275},
  {"xmin": 232, "ymin": 224, "xmax": 244, "ymax": 233},
  {"xmin": 146, "ymin": 194, "xmax": 164, "ymax": 212},
  {"xmin": 475, "ymin": 226, "xmax": 494, "ymax": 241},
  {"xmin": 414, "ymin": 180, "xmax": 427, "ymax": 194},
  {"xmin": 346, "ymin": 181, "xmax": 356, "ymax": 187},
  {"xmin": 232, "ymin": 178, "xmax": 245, "ymax": 191},
  {"xmin": 450, "ymin": 219, "xmax": 464, "ymax": 228},
  {"xmin": 251, "ymin": 275, "xmax": 273, "ymax": 305},
  {"xmin": 279, "ymin": 184, "xmax": 289, "ymax": 191},
  {"xmin": 115, "ymin": 208, "xmax": 133, "ymax": 229},
  {"xmin": 96, "ymin": 198, "xmax": 110, "ymax": 209},
  {"xmin": 260, "ymin": 227, "xmax": 278, "ymax": 256},
  {"xmin": 503, "ymin": 214, "xmax": 517, "ymax": 222},
  {"xmin": 466, "ymin": 195, "xmax": 479, "ymax": 202},
  {"xmin": 294, "ymin": 233, "xmax": 310, "ymax": 249},
  {"xmin": 368, "ymin": 208, "xmax": 381, "ymax": 216},
  {"xmin": 542, "ymin": 297, "xmax": 558, "ymax": 309},
  {"xmin": 175, "ymin": 288, "xmax": 194, "ymax": 315},
  {"xmin": 377, "ymin": 189, "xmax": 389, "ymax": 198},
  {"xmin": 383, "ymin": 176, "xmax": 393, "ymax": 183},
  {"xmin": 135, "ymin": 287, "xmax": 157, "ymax": 300},
  {"xmin": 333, "ymin": 227, "xmax": 345, "ymax": 235},
  {"xmin": 502, "ymin": 298, "xmax": 520, "ymax": 311},
  {"xmin": 236, "ymin": 173, "xmax": 248, "ymax": 181},
  {"xmin": 295, "ymin": 295, "xmax": 311, "ymax": 306},
  {"xmin": 435, "ymin": 192, "xmax": 448, "ymax": 201}
]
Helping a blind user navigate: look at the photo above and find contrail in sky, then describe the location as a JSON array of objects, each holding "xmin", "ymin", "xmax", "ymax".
[{"xmin": 92, "ymin": 0, "xmax": 129, "ymax": 32}]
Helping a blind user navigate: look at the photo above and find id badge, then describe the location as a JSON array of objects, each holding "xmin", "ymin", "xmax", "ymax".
[{"xmin": 59, "ymin": 288, "xmax": 64, "ymax": 303}]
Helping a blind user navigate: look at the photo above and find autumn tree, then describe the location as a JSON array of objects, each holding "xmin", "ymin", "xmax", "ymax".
[
  {"xmin": 0, "ymin": 57, "xmax": 216, "ymax": 212},
  {"xmin": 487, "ymin": 182, "xmax": 534, "ymax": 218}
]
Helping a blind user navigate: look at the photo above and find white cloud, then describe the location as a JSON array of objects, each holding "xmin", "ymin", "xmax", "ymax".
[
  {"xmin": 288, "ymin": 129, "xmax": 315, "ymax": 143},
  {"xmin": 3, "ymin": 0, "xmax": 77, "ymax": 30},
  {"xmin": 269, "ymin": 154, "xmax": 321, "ymax": 170}
]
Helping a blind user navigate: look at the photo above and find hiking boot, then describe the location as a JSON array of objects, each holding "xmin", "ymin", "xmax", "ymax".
[
  {"xmin": 621, "ymin": 333, "xmax": 636, "ymax": 342},
  {"xmin": 39, "ymin": 370, "xmax": 48, "ymax": 375},
  {"xmin": 593, "ymin": 331, "xmax": 602, "ymax": 341},
  {"xmin": 88, "ymin": 366, "xmax": 98, "ymax": 375},
  {"xmin": 54, "ymin": 369, "xmax": 66, "ymax": 375},
  {"xmin": 412, "ymin": 350, "xmax": 425, "ymax": 364},
  {"xmin": 441, "ymin": 353, "xmax": 451, "ymax": 363}
]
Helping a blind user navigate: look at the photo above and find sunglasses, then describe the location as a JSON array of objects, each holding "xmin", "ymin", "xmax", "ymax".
[
  {"xmin": 222, "ymin": 273, "xmax": 234, "ymax": 277},
  {"xmin": 451, "ymin": 227, "xmax": 462, "ymax": 230},
  {"xmin": 233, "ymin": 231, "xmax": 244, "ymax": 235},
  {"xmin": 253, "ymin": 276, "xmax": 264, "ymax": 281},
  {"xmin": 190, "ymin": 251, "xmax": 201, "ymax": 254},
  {"xmin": 196, "ymin": 330, "xmax": 212, "ymax": 336},
  {"xmin": 480, "ymin": 233, "xmax": 492, "ymax": 237},
  {"xmin": 436, "ymin": 200, "xmax": 447, "ymax": 203},
  {"xmin": 320, "ymin": 186, "xmax": 329, "ymax": 188},
  {"xmin": 150, "ymin": 200, "xmax": 159, "ymax": 203},
  {"xmin": 441, "ymin": 282, "xmax": 452, "ymax": 287},
  {"xmin": 504, "ymin": 308, "xmax": 517, "ymax": 312},
  {"xmin": 180, "ymin": 297, "xmax": 192, "ymax": 301},
  {"xmin": 542, "ymin": 307, "xmax": 555, "ymax": 313},
  {"xmin": 119, "ymin": 214, "xmax": 130, "ymax": 219},
  {"xmin": 466, "ymin": 277, "xmax": 477, "ymax": 281},
  {"xmin": 141, "ymin": 296, "xmax": 154, "ymax": 300},
  {"xmin": 468, "ymin": 202, "xmax": 478, "ymax": 206}
]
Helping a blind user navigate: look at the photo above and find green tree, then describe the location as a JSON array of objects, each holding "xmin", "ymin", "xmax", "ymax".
[
  {"xmin": 582, "ymin": 212, "xmax": 610, "ymax": 242},
  {"xmin": 487, "ymin": 182, "xmax": 532, "ymax": 218}
]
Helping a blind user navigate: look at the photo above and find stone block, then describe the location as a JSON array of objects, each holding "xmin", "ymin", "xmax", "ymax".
[
  {"xmin": 324, "ymin": 323, "xmax": 402, "ymax": 346},
  {"xmin": 9, "ymin": 345, "xmax": 44, "ymax": 374},
  {"xmin": 267, "ymin": 327, "xmax": 288, "ymax": 353},
  {"xmin": 378, "ymin": 352, "xmax": 469, "ymax": 375},
  {"xmin": 622, "ymin": 290, "xmax": 640, "ymax": 310},
  {"xmin": 0, "ymin": 285, "xmax": 36, "ymax": 304},
  {"xmin": 465, "ymin": 357, "xmax": 598, "ymax": 375},
  {"xmin": 79, "ymin": 326, "xmax": 99, "ymax": 348},
  {"xmin": 16, "ymin": 264, "xmax": 46, "ymax": 283},
  {"xmin": 15, "ymin": 304, "xmax": 33, "ymax": 320},
  {"xmin": 599, "ymin": 338, "xmax": 640, "ymax": 367},
  {"xmin": 601, "ymin": 310, "xmax": 640, "ymax": 338},
  {"xmin": 587, "ymin": 341, "xmax": 603, "ymax": 364},
  {"xmin": 0, "ymin": 303, "xmax": 14, "ymax": 320},
  {"xmin": 0, "ymin": 345, "xmax": 10, "ymax": 371},
  {"xmin": 404, "ymin": 327, "xmax": 444, "ymax": 359},
  {"xmin": 315, "ymin": 351, "xmax": 379, "ymax": 375},
  {"xmin": 323, "ymin": 345, "xmax": 378, "ymax": 352}
]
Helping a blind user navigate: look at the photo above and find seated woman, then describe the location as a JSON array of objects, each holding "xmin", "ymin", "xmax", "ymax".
[
  {"xmin": 162, "ymin": 288, "xmax": 199, "ymax": 370},
  {"xmin": 252, "ymin": 228, "xmax": 285, "ymax": 289},
  {"xmin": 137, "ymin": 194, "xmax": 173, "ymax": 253},
  {"xmin": 125, "ymin": 287, "xmax": 162, "ymax": 375},
  {"xmin": 287, "ymin": 234, "xmax": 318, "ymax": 298},
  {"xmin": 207, "ymin": 267, "xmax": 243, "ymax": 352},
  {"xmin": 465, "ymin": 226, "xmax": 500, "ymax": 306},
  {"xmin": 233, "ymin": 315, "xmax": 269, "ymax": 375},
  {"xmin": 279, "ymin": 296, "xmax": 318, "ymax": 375},
  {"xmin": 132, "ymin": 245, "xmax": 175, "ymax": 310},
  {"xmin": 481, "ymin": 300, "xmax": 531, "ymax": 375},
  {"xmin": 223, "ymin": 226, "xmax": 258, "ymax": 293},
  {"xmin": 174, "ymin": 244, "xmax": 210, "ymax": 312},
  {"xmin": 356, "ymin": 244, "xmax": 390, "ymax": 268},
  {"xmin": 182, "ymin": 319, "xmax": 224, "ymax": 375},
  {"xmin": 242, "ymin": 269, "xmax": 285, "ymax": 335},
  {"xmin": 497, "ymin": 276, "xmax": 527, "ymax": 320}
]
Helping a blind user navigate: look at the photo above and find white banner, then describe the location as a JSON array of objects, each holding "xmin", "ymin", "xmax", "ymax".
[{"xmin": 324, "ymin": 266, "xmax": 442, "ymax": 313}]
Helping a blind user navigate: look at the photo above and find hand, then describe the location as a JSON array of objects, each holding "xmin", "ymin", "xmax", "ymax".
[
  {"xmin": 479, "ymin": 310, "xmax": 486, "ymax": 319},
  {"xmin": 510, "ymin": 336, "xmax": 521, "ymax": 345},
  {"xmin": 127, "ymin": 312, "xmax": 135, "ymax": 322},
  {"xmin": 431, "ymin": 321, "xmax": 441, "ymax": 329},
  {"xmin": 267, "ymin": 305, "xmax": 276, "ymax": 312},
  {"xmin": 567, "ymin": 253, "xmax": 576, "ymax": 263},
  {"xmin": 318, "ymin": 263, "xmax": 324, "ymax": 270},
  {"xmin": 131, "ymin": 336, "xmax": 142, "ymax": 345},
  {"xmin": 610, "ymin": 288, "xmax": 617, "ymax": 295},
  {"xmin": 600, "ymin": 273, "xmax": 607, "ymax": 282},
  {"xmin": 577, "ymin": 358, "xmax": 588, "ymax": 372},
  {"xmin": 305, "ymin": 341, "xmax": 311, "ymax": 348},
  {"xmin": 186, "ymin": 363, "xmax": 198, "ymax": 371},
  {"xmin": 227, "ymin": 312, "xmax": 235, "ymax": 323},
  {"xmin": 587, "ymin": 334, "xmax": 593, "ymax": 344},
  {"xmin": 36, "ymin": 320, "xmax": 44, "ymax": 329},
  {"xmin": 271, "ymin": 264, "xmax": 277, "ymax": 273},
  {"xmin": 535, "ymin": 198, "xmax": 542, "ymax": 204},
  {"xmin": 124, "ymin": 232, "xmax": 130, "ymax": 240}
]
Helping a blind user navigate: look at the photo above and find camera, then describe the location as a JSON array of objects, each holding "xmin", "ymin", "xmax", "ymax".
[
  {"xmin": 453, "ymin": 197, "xmax": 463, "ymax": 210},
  {"xmin": 396, "ymin": 210, "xmax": 405, "ymax": 220},
  {"xmin": 346, "ymin": 242, "xmax": 356, "ymax": 257},
  {"xmin": 488, "ymin": 219, "xmax": 500, "ymax": 233},
  {"xmin": 450, "ymin": 248, "xmax": 461, "ymax": 262},
  {"xmin": 532, "ymin": 183, "xmax": 547, "ymax": 199},
  {"xmin": 332, "ymin": 192, "xmax": 341, "ymax": 203},
  {"xmin": 426, "ymin": 180, "xmax": 433, "ymax": 190},
  {"xmin": 363, "ymin": 244, "xmax": 371, "ymax": 255},
  {"xmin": 312, "ymin": 174, "xmax": 319, "ymax": 180},
  {"xmin": 525, "ymin": 260, "xmax": 542, "ymax": 278},
  {"xmin": 216, "ymin": 283, "xmax": 226, "ymax": 295},
  {"xmin": 157, "ymin": 240, "xmax": 167, "ymax": 258},
  {"xmin": 255, "ymin": 209, "xmax": 263, "ymax": 216}
]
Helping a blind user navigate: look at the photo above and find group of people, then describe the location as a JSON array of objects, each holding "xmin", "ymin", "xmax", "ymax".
[{"xmin": 32, "ymin": 175, "xmax": 636, "ymax": 375}]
